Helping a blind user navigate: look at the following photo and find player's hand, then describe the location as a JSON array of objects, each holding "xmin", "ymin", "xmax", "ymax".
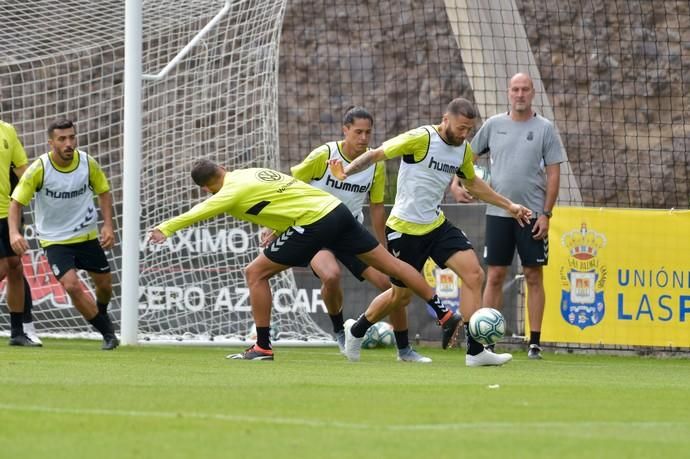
[
  {"xmin": 451, "ymin": 185, "xmax": 474, "ymax": 203},
  {"xmin": 532, "ymin": 215, "xmax": 549, "ymax": 240},
  {"xmin": 259, "ymin": 227, "xmax": 277, "ymax": 248},
  {"xmin": 327, "ymin": 159, "xmax": 347, "ymax": 180},
  {"xmin": 100, "ymin": 224, "xmax": 115, "ymax": 249},
  {"xmin": 148, "ymin": 228, "xmax": 167, "ymax": 244},
  {"xmin": 509, "ymin": 203, "xmax": 532, "ymax": 227},
  {"xmin": 9, "ymin": 233, "xmax": 29, "ymax": 256}
]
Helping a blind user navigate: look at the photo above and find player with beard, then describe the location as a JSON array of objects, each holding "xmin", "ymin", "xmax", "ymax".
[
  {"xmin": 10, "ymin": 119, "xmax": 118, "ymax": 350},
  {"xmin": 329, "ymin": 98, "xmax": 531, "ymax": 366}
]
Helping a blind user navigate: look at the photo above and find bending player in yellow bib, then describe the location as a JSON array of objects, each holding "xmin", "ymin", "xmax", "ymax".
[{"xmin": 150, "ymin": 159, "xmax": 456, "ymax": 361}]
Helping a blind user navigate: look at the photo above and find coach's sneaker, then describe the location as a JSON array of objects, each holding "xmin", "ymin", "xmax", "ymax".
[
  {"xmin": 528, "ymin": 344, "xmax": 543, "ymax": 360},
  {"xmin": 465, "ymin": 349, "xmax": 512, "ymax": 367},
  {"xmin": 397, "ymin": 346, "xmax": 432, "ymax": 363},
  {"xmin": 439, "ymin": 311, "xmax": 462, "ymax": 349},
  {"xmin": 343, "ymin": 319, "xmax": 363, "ymax": 362},
  {"xmin": 8, "ymin": 333, "xmax": 42, "ymax": 347},
  {"xmin": 102, "ymin": 335, "xmax": 119, "ymax": 351},
  {"xmin": 227, "ymin": 344, "xmax": 274, "ymax": 361},
  {"xmin": 335, "ymin": 329, "xmax": 346, "ymax": 355},
  {"xmin": 23, "ymin": 322, "xmax": 43, "ymax": 346}
]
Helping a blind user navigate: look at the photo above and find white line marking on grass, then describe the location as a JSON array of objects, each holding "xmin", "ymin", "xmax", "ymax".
[{"xmin": 1, "ymin": 403, "xmax": 689, "ymax": 432}]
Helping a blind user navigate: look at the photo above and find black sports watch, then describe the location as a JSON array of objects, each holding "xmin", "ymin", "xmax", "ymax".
[{"xmin": 542, "ymin": 210, "xmax": 553, "ymax": 218}]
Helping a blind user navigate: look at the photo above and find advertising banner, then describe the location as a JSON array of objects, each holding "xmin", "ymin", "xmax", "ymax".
[{"xmin": 542, "ymin": 207, "xmax": 690, "ymax": 348}]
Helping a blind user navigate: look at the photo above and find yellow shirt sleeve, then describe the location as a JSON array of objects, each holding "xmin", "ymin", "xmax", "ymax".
[
  {"xmin": 9, "ymin": 127, "xmax": 28, "ymax": 169},
  {"xmin": 88, "ymin": 156, "xmax": 110, "ymax": 194},
  {"xmin": 156, "ymin": 185, "xmax": 236, "ymax": 237},
  {"xmin": 381, "ymin": 127, "xmax": 431, "ymax": 162},
  {"xmin": 11, "ymin": 159, "xmax": 43, "ymax": 206},
  {"xmin": 290, "ymin": 145, "xmax": 329, "ymax": 183},
  {"xmin": 0, "ymin": 123, "xmax": 29, "ymax": 217},
  {"xmin": 369, "ymin": 161, "xmax": 386, "ymax": 204},
  {"xmin": 456, "ymin": 143, "xmax": 476, "ymax": 180}
]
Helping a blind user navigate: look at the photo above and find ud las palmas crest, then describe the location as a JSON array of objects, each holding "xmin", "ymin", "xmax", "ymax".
[
  {"xmin": 423, "ymin": 258, "xmax": 461, "ymax": 317},
  {"xmin": 560, "ymin": 223, "xmax": 608, "ymax": 329}
]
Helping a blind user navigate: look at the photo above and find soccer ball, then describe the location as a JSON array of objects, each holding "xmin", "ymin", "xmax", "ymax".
[
  {"xmin": 468, "ymin": 308, "xmax": 505, "ymax": 345},
  {"xmin": 362, "ymin": 321, "xmax": 395, "ymax": 349},
  {"xmin": 375, "ymin": 322, "xmax": 395, "ymax": 347}
]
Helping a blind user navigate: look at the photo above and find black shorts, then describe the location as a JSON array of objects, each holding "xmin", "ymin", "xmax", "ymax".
[
  {"xmin": 0, "ymin": 218, "xmax": 20, "ymax": 259},
  {"xmin": 333, "ymin": 251, "xmax": 368, "ymax": 281},
  {"xmin": 386, "ymin": 219, "xmax": 473, "ymax": 287},
  {"xmin": 484, "ymin": 215, "xmax": 548, "ymax": 267},
  {"xmin": 263, "ymin": 203, "xmax": 379, "ymax": 268},
  {"xmin": 44, "ymin": 239, "xmax": 111, "ymax": 280},
  {"xmin": 310, "ymin": 250, "xmax": 368, "ymax": 282}
]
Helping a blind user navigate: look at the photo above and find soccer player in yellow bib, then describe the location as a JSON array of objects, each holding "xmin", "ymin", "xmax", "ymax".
[
  {"xmin": 0, "ymin": 120, "xmax": 40, "ymax": 346},
  {"xmin": 149, "ymin": 160, "xmax": 456, "ymax": 361},
  {"xmin": 291, "ymin": 106, "xmax": 430, "ymax": 362},
  {"xmin": 329, "ymin": 98, "xmax": 532, "ymax": 367},
  {"xmin": 10, "ymin": 119, "xmax": 119, "ymax": 350}
]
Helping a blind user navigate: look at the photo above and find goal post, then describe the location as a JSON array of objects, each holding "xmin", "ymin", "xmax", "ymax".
[
  {"xmin": 122, "ymin": 0, "xmax": 333, "ymax": 345},
  {"xmin": 0, "ymin": 0, "xmax": 333, "ymax": 346},
  {"xmin": 121, "ymin": 0, "xmax": 143, "ymax": 345}
]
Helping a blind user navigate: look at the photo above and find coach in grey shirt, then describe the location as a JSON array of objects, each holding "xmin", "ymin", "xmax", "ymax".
[{"xmin": 471, "ymin": 72, "xmax": 565, "ymax": 360}]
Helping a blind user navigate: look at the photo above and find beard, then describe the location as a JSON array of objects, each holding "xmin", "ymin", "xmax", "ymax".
[{"xmin": 446, "ymin": 131, "xmax": 464, "ymax": 146}]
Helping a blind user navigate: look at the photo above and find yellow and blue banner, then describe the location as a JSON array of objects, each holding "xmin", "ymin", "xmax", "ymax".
[
  {"xmin": 542, "ymin": 207, "xmax": 690, "ymax": 347},
  {"xmin": 423, "ymin": 258, "xmax": 462, "ymax": 316}
]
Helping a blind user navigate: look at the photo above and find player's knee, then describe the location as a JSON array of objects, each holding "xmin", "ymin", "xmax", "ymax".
[
  {"xmin": 244, "ymin": 263, "xmax": 267, "ymax": 286},
  {"xmin": 319, "ymin": 268, "xmax": 342, "ymax": 288},
  {"xmin": 464, "ymin": 266, "xmax": 485, "ymax": 290},
  {"xmin": 523, "ymin": 268, "xmax": 543, "ymax": 287},
  {"xmin": 94, "ymin": 275, "xmax": 112, "ymax": 293},
  {"xmin": 243, "ymin": 264, "xmax": 256, "ymax": 283},
  {"xmin": 485, "ymin": 272, "xmax": 503, "ymax": 288},
  {"xmin": 62, "ymin": 279, "xmax": 84, "ymax": 298},
  {"xmin": 391, "ymin": 288, "xmax": 413, "ymax": 306}
]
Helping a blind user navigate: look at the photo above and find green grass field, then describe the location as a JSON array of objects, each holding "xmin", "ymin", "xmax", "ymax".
[{"xmin": 2, "ymin": 340, "xmax": 689, "ymax": 459}]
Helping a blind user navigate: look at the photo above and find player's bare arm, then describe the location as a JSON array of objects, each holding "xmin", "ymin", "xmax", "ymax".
[
  {"xmin": 449, "ymin": 175, "xmax": 474, "ymax": 203},
  {"xmin": 98, "ymin": 191, "xmax": 115, "ymax": 249},
  {"xmin": 369, "ymin": 202, "xmax": 387, "ymax": 247},
  {"xmin": 462, "ymin": 176, "xmax": 532, "ymax": 225},
  {"xmin": 328, "ymin": 147, "xmax": 386, "ymax": 180},
  {"xmin": 8, "ymin": 199, "xmax": 29, "ymax": 256}
]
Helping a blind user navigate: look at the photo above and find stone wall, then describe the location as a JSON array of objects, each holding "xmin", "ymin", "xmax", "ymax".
[{"xmin": 279, "ymin": 0, "xmax": 690, "ymax": 208}]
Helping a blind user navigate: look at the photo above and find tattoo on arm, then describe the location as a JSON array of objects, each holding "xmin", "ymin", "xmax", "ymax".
[{"xmin": 345, "ymin": 153, "xmax": 375, "ymax": 176}]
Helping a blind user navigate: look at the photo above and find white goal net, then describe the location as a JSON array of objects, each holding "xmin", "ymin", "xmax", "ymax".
[{"xmin": 0, "ymin": 0, "xmax": 332, "ymax": 344}]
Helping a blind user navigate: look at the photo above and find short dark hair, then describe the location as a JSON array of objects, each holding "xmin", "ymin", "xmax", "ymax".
[
  {"xmin": 48, "ymin": 118, "xmax": 75, "ymax": 137},
  {"xmin": 191, "ymin": 159, "xmax": 221, "ymax": 186},
  {"xmin": 342, "ymin": 106, "xmax": 373, "ymax": 126},
  {"xmin": 446, "ymin": 98, "xmax": 477, "ymax": 119}
]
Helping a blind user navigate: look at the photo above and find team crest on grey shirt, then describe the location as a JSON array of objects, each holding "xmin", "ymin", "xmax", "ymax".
[{"xmin": 527, "ymin": 131, "xmax": 534, "ymax": 141}]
